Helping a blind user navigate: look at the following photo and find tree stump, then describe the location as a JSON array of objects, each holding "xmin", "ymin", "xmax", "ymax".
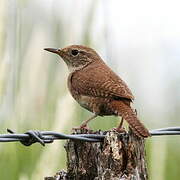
[{"xmin": 45, "ymin": 130, "xmax": 148, "ymax": 180}]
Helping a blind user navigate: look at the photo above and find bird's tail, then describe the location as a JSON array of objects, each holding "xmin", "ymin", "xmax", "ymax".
[{"xmin": 110, "ymin": 100, "xmax": 150, "ymax": 138}]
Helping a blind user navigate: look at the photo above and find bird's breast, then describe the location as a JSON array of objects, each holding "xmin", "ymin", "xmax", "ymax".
[{"xmin": 67, "ymin": 73, "xmax": 91, "ymax": 111}]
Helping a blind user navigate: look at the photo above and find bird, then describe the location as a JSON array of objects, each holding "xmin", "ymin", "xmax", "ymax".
[{"xmin": 44, "ymin": 45, "xmax": 150, "ymax": 138}]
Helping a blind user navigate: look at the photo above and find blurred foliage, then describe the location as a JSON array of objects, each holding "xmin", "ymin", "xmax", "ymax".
[{"xmin": 0, "ymin": 0, "xmax": 180, "ymax": 180}]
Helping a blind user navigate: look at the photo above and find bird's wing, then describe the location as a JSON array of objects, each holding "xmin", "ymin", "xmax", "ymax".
[{"xmin": 70, "ymin": 62, "xmax": 134, "ymax": 101}]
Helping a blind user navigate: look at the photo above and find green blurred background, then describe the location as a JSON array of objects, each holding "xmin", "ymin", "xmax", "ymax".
[{"xmin": 0, "ymin": 0, "xmax": 180, "ymax": 179}]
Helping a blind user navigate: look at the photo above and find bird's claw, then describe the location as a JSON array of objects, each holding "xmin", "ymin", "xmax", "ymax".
[
  {"xmin": 72, "ymin": 125, "xmax": 90, "ymax": 130},
  {"xmin": 112, "ymin": 127, "xmax": 126, "ymax": 134},
  {"xmin": 71, "ymin": 124, "xmax": 92, "ymax": 134}
]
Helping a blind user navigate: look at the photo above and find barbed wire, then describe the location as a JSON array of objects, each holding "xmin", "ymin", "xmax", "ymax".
[{"xmin": 0, "ymin": 127, "xmax": 180, "ymax": 146}]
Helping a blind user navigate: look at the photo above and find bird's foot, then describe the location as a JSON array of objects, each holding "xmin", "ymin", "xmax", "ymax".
[
  {"xmin": 72, "ymin": 125, "xmax": 92, "ymax": 134},
  {"xmin": 112, "ymin": 127, "xmax": 126, "ymax": 134},
  {"xmin": 72, "ymin": 124, "xmax": 91, "ymax": 132}
]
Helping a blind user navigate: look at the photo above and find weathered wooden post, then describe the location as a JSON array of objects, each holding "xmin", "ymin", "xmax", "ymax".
[{"xmin": 45, "ymin": 129, "xmax": 148, "ymax": 180}]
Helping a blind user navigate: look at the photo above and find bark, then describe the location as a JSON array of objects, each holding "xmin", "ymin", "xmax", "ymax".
[{"xmin": 45, "ymin": 129, "xmax": 148, "ymax": 180}]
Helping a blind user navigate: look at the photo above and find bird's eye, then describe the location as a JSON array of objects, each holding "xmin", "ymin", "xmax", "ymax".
[{"xmin": 71, "ymin": 49, "xmax": 79, "ymax": 56}]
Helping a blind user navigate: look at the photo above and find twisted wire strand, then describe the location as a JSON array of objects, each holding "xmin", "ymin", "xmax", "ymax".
[{"xmin": 0, "ymin": 127, "xmax": 180, "ymax": 146}]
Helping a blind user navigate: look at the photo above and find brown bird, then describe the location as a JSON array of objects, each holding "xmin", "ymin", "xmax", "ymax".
[{"xmin": 44, "ymin": 45, "xmax": 150, "ymax": 138}]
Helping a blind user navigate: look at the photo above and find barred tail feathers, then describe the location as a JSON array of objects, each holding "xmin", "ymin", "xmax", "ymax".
[{"xmin": 111, "ymin": 100, "xmax": 150, "ymax": 138}]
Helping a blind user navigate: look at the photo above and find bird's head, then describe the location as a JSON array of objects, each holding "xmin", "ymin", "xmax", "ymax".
[{"xmin": 44, "ymin": 45, "xmax": 102, "ymax": 72}]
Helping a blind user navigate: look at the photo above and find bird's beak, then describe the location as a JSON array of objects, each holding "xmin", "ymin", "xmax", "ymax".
[{"xmin": 44, "ymin": 48, "xmax": 60, "ymax": 54}]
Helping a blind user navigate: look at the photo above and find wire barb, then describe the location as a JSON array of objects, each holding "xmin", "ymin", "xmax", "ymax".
[{"xmin": 0, "ymin": 127, "xmax": 180, "ymax": 146}]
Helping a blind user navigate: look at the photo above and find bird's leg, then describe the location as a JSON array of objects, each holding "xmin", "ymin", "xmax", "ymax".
[
  {"xmin": 113, "ymin": 117, "xmax": 126, "ymax": 133},
  {"xmin": 72, "ymin": 114, "xmax": 98, "ymax": 130},
  {"xmin": 80, "ymin": 114, "xmax": 98, "ymax": 128},
  {"xmin": 118, "ymin": 117, "xmax": 124, "ymax": 129}
]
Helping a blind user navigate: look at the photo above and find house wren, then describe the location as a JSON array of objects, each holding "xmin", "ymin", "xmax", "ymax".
[{"xmin": 44, "ymin": 45, "xmax": 150, "ymax": 138}]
